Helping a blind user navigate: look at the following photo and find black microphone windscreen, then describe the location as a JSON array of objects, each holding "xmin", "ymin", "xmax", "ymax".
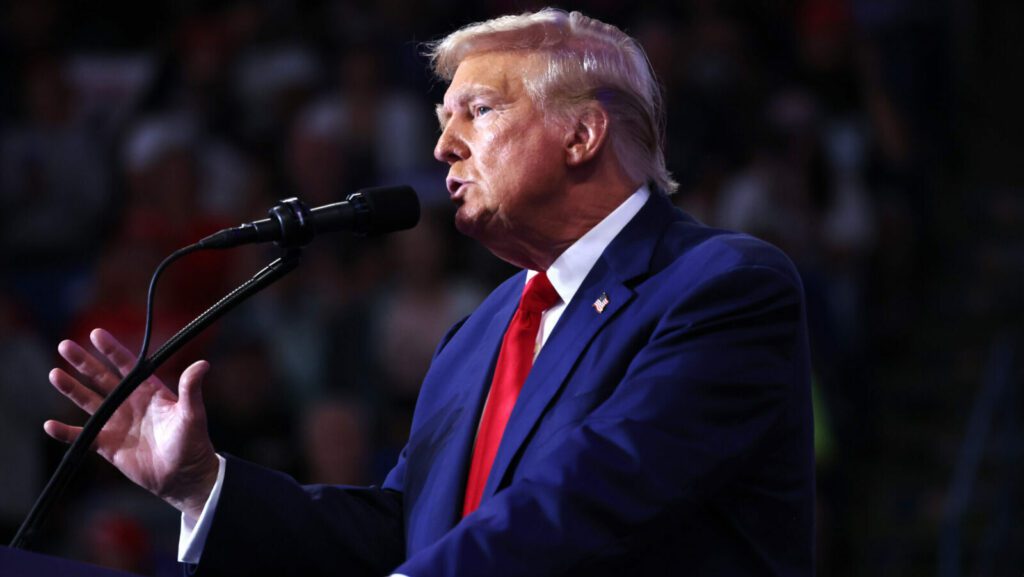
[{"xmin": 358, "ymin": 185, "xmax": 420, "ymax": 234}]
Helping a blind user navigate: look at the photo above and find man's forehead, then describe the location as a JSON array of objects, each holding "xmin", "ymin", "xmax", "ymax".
[{"xmin": 438, "ymin": 52, "xmax": 539, "ymax": 109}]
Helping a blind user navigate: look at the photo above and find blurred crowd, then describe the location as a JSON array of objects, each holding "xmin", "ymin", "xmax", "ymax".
[{"xmin": 0, "ymin": 0, "xmax": 972, "ymax": 575}]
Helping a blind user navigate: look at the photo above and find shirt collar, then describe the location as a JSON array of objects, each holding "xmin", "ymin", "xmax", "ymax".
[{"xmin": 527, "ymin": 184, "xmax": 651, "ymax": 306}]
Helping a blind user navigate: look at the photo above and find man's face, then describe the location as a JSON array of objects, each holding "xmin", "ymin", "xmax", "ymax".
[{"xmin": 434, "ymin": 51, "xmax": 568, "ymax": 264}]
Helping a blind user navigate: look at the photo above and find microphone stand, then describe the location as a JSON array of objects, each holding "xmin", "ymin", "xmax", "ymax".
[{"xmin": 9, "ymin": 247, "xmax": 303, "ymax": 550}]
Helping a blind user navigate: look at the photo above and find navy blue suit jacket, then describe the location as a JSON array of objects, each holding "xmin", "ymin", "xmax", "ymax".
[{"xmin": 190, "ymin": 192, "xmax": 815, "ymax": 576}]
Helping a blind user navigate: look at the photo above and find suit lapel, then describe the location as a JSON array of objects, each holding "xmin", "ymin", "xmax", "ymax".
[
  {"xmin": 481, "ymin": 193, "xmax": 679, "ymax": 501},
  {"xmin": 427, "ymin": 272, "xmax": 523, "ymax": 527}
]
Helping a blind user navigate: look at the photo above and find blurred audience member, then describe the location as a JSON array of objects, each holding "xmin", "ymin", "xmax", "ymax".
[
  {"xmin": 286, "ymin": 98, "xmax": 355, "ymax": 204},
  {"xmin": 0, "ymin": 55, "xmax": 110, "ymax": 262},
  {"xmin": 0, "ymin": 291, "xmax": 62, "ymax": 535},
  {"xmin": 81, "ymin": 512, "xmax": 153, "ymax": 575},
  {"xmin": 0, "ymin": 54, "xmax": 112, "ymax": 338},
  {"xmin": 204, "ymin": 337, "xmax": 297, "ymax": 475},
  {"xmin": 301, "ymin": 397, "xmax": 372, "ymax": 485},
  {"xmin": 373, "ymin": 210, "xmax": 483, "ymax": 404}
]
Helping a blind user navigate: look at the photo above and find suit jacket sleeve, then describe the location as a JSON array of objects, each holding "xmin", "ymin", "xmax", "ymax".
[
  {"xmin": 184, "ymin": 456, "xmax": 405, "ymax": 577},
  {"xmin": 184, "ymin": 317, "xmax": 474, "ymax": 577},
  {"xmin": 394, "ymin": 262, "xmax": 810, "ymax": 576}
]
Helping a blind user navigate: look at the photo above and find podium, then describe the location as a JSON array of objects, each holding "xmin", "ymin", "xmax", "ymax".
[{"xmin": 0, "ymin": 545, "xmax": 143, "ymax": 577}]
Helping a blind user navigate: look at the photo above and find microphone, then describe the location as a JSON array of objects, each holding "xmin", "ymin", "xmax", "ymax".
[{"xmin": 199, "ymin": 185, "xmax": 420, "ymax": 249}]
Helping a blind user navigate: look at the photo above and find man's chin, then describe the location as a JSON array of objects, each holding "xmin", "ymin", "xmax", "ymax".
[
  {"xmin": 453, "ymin": 211, "xmax": 486, "ymax": 241},
  {"xmin": 454, "ymin": 213, "xmax": 532, "ymax": 268}
]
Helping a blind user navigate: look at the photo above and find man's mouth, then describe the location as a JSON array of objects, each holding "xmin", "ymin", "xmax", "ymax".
[{"xmin": 446, "ymin": 177, "xmax": 468, "ymax": 198}]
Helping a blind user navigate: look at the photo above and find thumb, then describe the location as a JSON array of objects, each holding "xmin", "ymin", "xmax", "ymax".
[{"xmin": 178, "ymin": 360, "xmax": 210, "ymax": 419}]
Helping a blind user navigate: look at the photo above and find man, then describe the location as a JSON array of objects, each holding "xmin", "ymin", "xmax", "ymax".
[{"xmin": 45, "ymin": 8, "xmax": 814, "ymax": 576}]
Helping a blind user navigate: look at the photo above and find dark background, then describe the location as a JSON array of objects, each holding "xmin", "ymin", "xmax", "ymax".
[{"xmin": 1, "ymin": 0, "xmax": 1021, "ymax": 575}]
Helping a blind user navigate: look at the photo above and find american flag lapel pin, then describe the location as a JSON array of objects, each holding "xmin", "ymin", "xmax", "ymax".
[{"xmin": 592, "ymin": 291, "xmax": 610, "ymax": 314}]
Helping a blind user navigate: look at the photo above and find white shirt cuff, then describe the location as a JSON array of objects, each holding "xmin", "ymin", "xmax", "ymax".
[{"xmin": 178, "ymin": 454, "xmax": 227, "ymax": 564}]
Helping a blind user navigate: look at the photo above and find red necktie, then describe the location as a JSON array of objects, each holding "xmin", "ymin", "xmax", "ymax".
[{"xmin": 462, "ymin": 272, "xmax": 560, "ymax": 516}]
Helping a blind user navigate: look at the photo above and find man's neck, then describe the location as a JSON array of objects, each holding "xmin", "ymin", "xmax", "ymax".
[
  {"xmin": 529, "ymin": 184, "xmax": 651, "ymax": 311},
  {"xmin": 517, "ymin": 181, "xmax": 641, "ymax": 270}
]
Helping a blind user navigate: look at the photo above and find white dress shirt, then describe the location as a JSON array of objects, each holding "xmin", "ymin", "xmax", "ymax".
[{"xmin": 179, "ymin": 185, "xmax": 652, "ymax": 571}]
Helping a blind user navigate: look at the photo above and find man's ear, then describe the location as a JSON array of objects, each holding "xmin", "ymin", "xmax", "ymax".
[{"xmin": 564, "ymin": 103, "xmax": 609, "ymax": 167}]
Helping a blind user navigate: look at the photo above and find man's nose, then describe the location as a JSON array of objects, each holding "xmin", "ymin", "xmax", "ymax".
[{"xmin": 434, "ymin": 123, "xmax": 468, "ymax": 164}]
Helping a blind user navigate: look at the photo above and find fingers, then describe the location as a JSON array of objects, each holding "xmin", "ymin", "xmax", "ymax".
[
  {"xmin": 58, "ymin": 339, "xmax": 122, "ymax": 394},
  {"xmin": 90, "ymin": 328, "xmax": 139, "ymax": 377},
  {"xmin": 177, "ymin": 360, "xmax": 210, "ymax": 419},
  {"xmin": 43, "ymin": 419, "xmax": 83, "ymax": 445},
  {"xmin": 49, "ymin": 368, "xmax": 104, "ymax": 414},
  {"xmin": 57, "ymin": 329, "xmax": 148, "ymax": 396}
]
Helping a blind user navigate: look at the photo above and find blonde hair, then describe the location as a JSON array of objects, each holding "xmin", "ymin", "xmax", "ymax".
[{"xmin": 427, "ymin": 8, "xmax": 678, "ymax": 194}]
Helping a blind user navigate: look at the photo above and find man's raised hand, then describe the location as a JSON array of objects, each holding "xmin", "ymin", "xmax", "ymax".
[{"xmin": 44, "ymin": 328, "xmax": 220, "ymax": 520}]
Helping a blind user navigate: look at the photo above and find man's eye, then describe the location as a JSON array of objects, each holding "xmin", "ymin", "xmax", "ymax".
[{"xmin": 472, "ymin": 105, "xmax": 492, "ymax": 117}]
